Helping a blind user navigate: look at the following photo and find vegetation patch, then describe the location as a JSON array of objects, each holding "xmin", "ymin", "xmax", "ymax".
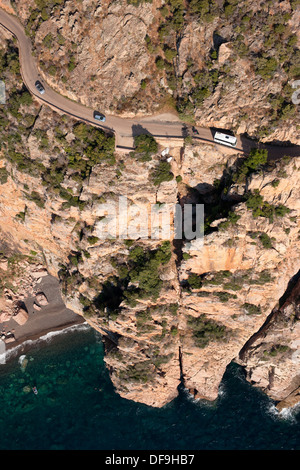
[
  {"xmin": 185, "ymin": 269, "xmax": 274, "ymax": 293},
  {"xmin": 263, "ymin": 344, "xmax": 290, "ymax": 358},
  {"xmin": 188, "ymin": 314, "xmax": 228, "ymax": 348},
  {"xmin": 131, "ymin": 134, "xmax": 158, "ymax": 162},
  {"xmin": 0, "ymin": 167, "xmax": 9, "ymax": 184},
  {"xmin": 151, "ymin": 160, "xmax": 174, "ymax": 186},
  {"xmin": 118, "ymin": 361, "xmax": 154, "ymax": 384},
  {"xmin": 245, "ymin": 189, "xmax": 290, "ymax": 222},
  {"xmin": 242, "ymin": 303, "xmax": 262, "ymax": 315}
]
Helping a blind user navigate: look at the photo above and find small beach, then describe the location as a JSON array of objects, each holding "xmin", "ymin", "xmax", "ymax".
[{"xmin": 0, "ymin": 274, "xmax": 85, "ymax": 357}]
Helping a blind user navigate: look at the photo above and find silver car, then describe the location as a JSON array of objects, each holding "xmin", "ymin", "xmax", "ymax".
[
  {"xmin": 35, "ymin": 80, "xmax": 45, "ymax": 95},
  {"xmin": 93, "ymin": 111, "xmax": 106, "ymax": 122}
]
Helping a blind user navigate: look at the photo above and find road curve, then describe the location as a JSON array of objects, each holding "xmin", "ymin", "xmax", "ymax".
[{"xmin": 0, "ymin": 8, "xmax": 299, "ymax": 157}]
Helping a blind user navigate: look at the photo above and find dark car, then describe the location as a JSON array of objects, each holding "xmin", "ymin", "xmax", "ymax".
[
  {"xmin": 35, "ymin": 80, "xmax": 45, "ymax": 95},
  {"xmin": 93, "ymin": 111, "xmax": 106, "ymax": 122}
]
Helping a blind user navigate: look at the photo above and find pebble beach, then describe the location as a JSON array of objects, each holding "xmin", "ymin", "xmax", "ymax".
[{"xmin": 0, "ymin": 272, "xmax": 85, "ymax": 356}]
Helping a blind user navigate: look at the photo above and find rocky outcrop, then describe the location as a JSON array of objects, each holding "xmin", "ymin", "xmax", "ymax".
[
  {"xmin": 13, "ymin": 302, "xmax": 28, "ymax": 325},
  {"xmin": 0, "ymin": 250, "xmax": 49, "ymax": 323},
  {"xmin": 177, "ymin": 147, "xmax": 300, "ymax": 406},
  {"xmin": 239, "ymin": 275, "xmax": 300, "ymax": 410}
]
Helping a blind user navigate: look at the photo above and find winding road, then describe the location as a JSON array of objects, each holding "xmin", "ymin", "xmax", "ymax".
[{"xmin": 0, "ymin": 8, "xmax": 299, "ymax": 158}]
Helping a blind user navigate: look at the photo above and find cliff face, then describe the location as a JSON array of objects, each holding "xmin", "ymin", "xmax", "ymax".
[
  {"xmin": 239, "ymin": 277, "xmax": 300, "ymax": 411},
  {"xmin": 0, "ymin": 1, "xmax": 299, "ymax": 409},
  {"xmin": 178, "ymin": 147, "xmax": 300, "ymax": 404}
]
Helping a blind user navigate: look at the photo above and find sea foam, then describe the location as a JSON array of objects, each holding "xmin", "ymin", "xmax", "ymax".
[{"xmin": 0, "ymin": 322, "xmax": 89, "ymax": 366}]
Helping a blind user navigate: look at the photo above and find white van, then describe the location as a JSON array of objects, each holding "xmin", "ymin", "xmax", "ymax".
[{"xmin": 214, "ymin": 131, "xmax": 237, "ymax": 148}]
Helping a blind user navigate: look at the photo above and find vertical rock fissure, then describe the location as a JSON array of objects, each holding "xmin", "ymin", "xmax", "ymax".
[{"xmin": 178, "ymin": 345, "xmax": 184, "ymax": 382}]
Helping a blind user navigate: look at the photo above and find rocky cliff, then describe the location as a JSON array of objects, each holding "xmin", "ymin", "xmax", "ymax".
[
  {"xmin": 0, "ymin": 0, "xmax": 299, "ymax": 409},
  {"xmin": 11, "ymin": 0, "xmax": 300, "ymax": 139},
  {"xmin": 178, "ymin": 145, "xmax": 300, "ymax": 408}
]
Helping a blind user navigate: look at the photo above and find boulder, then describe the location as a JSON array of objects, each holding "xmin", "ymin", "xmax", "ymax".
[
  {"xmin": 30, "ymin": 269, "xmax": 48, "ymax": 278},
  {"xmin": 4, "ymin": 335, "xmax": 15, "ymax": 344},
  {"xmin": 0, "ymin": 259, "xmax": 8, "ymax": 271},
  {"xmin": 13, "ymin": 308, "xmax": 28, "ymax": 325},
  {"xmin": 35, "ymin": 292, "xmax": 48, "ymax": 306}
]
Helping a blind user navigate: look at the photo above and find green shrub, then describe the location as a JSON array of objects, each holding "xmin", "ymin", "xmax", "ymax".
[
  {"xmin": 275, "ymin": 204, "xmax": 291, "ymax": 217},
  {"xmin": 87, "ymin": 236, "xmax": 99, "ymax": 245},
  {"xmin": 218, "ymin": 210, "xmax": 241, "ymax": 231},
  {"xmin": 242, "ymin": 303, "xmax": 262, "ymax": 315},
  {"xmin": 140, "ymin": 79, "xmax": 147, "ymax": 89},
  {"xmin": 255, "ymin": 56, "xmax": 278, "ymax": 79},
  {"xmin": 127, "ymin": 0, "xmax": 152, "ymax": 5},
  {"xmin": 259, "ymin": 232, "xmax": 273, "ymax": 249},
  {"xmin": 215, "ymin": 291, "xmax": 237, "ymax": 302},
  {"xmin": 202, "ymin": 270, "xmax": 231, "ymax": 286},
  {"xmin": 135, "ymin": 309, "xmax": 155, "ymax": 332},
  {"xmin": 25, "ymin": 190, "xmax": 45, "ymax": 208},
  {"xmin": 271, "ymin": 178, "xmax": 280, "ymax": 187},
  {"xmin": 133, "ymin": 133, "xmax": 158, "ymax": 161},
  {"xmin": 155, "ymin": 56, "xmax": 165, "ymax": 70},
  {"xmin": 68, "ymin": 55, "xmax": 77, "ymax": 72},
  {"xmin": 0, "ymin": 167, "xmax": 8, "ymax": 184},
  {"xmin": 246, "ymin": 189, "xmax": 290, "ymax": 222},
  {"xmin": 249, "ymin": 270, "xmax": 273, "ymax": 285},
  {"xmin": 164, "ymin": 47, "xmax": 177, "ymax": 62},
  {"xmin": 151, "ymin": 160, "xmax": 174, "ymax": 186},
  {"xmin": 188, "ymin": 314, "xmax": 228, "ymax": 348},
  {"xmin": 42, "ymin": 33, "xmax": 54, "ymax": 49},
  {"xmin": 118, "ymin": 361, "xmax": 154, "ymax": 384},
  {"xmin": 187, "ymin": 273, "xmax": 202, "ymax": 289},
  {"xmin": 264, "ymin": 344, "xmax": 290, "ymax": 357},
  {"xmin": 232, "ymin": 149, "xmax": 268, "ymax": 183},
  {"xmin": 124, "ymin": 242, "xmax": 172, "ymax": 302}
]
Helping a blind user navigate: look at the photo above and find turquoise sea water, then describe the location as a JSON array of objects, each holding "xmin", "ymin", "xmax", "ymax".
[{"xmin": 0, "ymin": 324, "xmax": 299, "ymax": 450}]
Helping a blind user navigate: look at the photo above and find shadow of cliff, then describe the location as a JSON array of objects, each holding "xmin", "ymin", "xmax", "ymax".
[{"xmin": 131, "ymin": 124, "xmax": 152, "ymax": 137}]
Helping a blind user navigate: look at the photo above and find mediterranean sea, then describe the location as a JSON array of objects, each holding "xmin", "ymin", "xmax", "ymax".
[{"xmin": 0, "ymin": 324, "xmax": 299, "ymax": 450}]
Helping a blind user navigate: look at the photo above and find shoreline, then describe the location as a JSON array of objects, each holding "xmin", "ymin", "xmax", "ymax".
[
  {"xmin": 4, "ymin": 316, "xmax": 87, "ymax": 352},
  {"xmin": 1, "ymin": 319, "xmax": 89, "ymax": 366}
]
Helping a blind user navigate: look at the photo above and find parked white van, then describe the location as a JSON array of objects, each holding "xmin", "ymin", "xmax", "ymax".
[{"xmin": 214, "ymin": 131, "xmax": 237, "ymax": 148}]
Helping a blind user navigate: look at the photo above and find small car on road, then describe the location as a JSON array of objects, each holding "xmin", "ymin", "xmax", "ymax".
[
  {"xmin": 93, "ymin": 111, "xmax": 106, "ymax": 122},
  {"xmin": 35, "ymin": 80, "xmax": 45, "ymax": 95}
]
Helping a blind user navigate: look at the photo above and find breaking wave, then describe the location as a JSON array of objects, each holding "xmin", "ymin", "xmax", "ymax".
[
  {"xmin": 266, "ymin": 401, "xmax": 300, "ymax": 424},
  {"xmin": 0, "ymin": 322, "xmax": 90, "ymax": 366}
]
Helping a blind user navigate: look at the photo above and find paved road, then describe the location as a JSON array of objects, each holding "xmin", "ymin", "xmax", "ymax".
[{"xmin": 0, "ymin": 8, "xmax": 299, "ymax": 157}]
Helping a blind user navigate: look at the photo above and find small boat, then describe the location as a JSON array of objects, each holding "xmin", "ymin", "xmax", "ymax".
[{"xmin": 32, "ymin": 386, "xmax": 38, "ymax": 395}]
